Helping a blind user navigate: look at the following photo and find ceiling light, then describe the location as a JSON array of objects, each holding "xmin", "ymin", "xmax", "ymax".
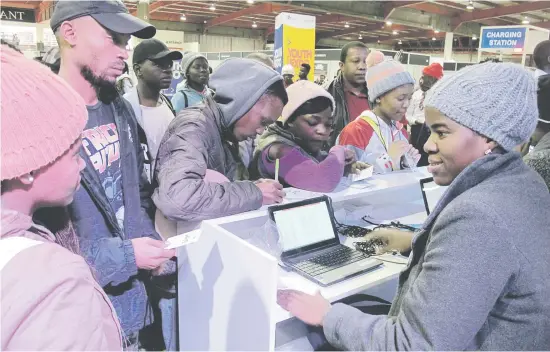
[
  {"xmin": 522, "ymin": 17, "xmax": 530, "ymax": 24},
  {"xmin": 204, "ymin": 20, "xmax": 207, "ymax": 23},
  {"xmin": 247, "ymin": 0, "xmax": 254, "ymax": 3},
  {"xmin": 386, "ymin": 21, "xmax": 392, "ymax": 26},
  {"xmin": 472, "ymin": 35, "xmax": 478, "ymax": 40},
  {"xmin": 398, "ymin": 40, "xmax": 402, "ymax": 45},
  {"xmin": 377, "ymin": 40, "xmax": 380, "ymax": 43},
  {"xmin": 209, "ymin": 3, "xmax": 216, "ymax": 11},
  {"xmin": 359, "ymin": 34, "xmax": 363, "ymax": 39},
  {"xmin": 466, "ymin": 0, "xmax": 474, "ymax": 10},
  {"xmin": 344, "ymin": 22, "xmax": 350, "ymax": 28},
  {"xmin": 326, "ymin": 12, "xmax": 331, "ymax": 15},
  {"xmin": 252, "ymin": 21, "xmax": 257, "ymax": 28},
  {"xmin": 392, "ymin": 30, "xmax": 398, "ymax": 35},
  {"xmin": 180, "ymin": 14, "xmax": 186, "ymax": 21},
  {"xmin": 432, "ymin": 37, "xmax": 436, "ymax": 41}
]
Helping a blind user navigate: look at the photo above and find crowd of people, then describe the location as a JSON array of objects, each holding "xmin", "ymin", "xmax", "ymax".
[{"xmin": 1, "ymin": 0, "xmax": 550, "ymax": 351}]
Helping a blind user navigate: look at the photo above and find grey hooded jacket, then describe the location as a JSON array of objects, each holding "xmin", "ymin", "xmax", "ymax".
[
  {"xmin": 323, "ymin": 152, "xmax": 550, "ymax": 350},
  {"xmin": 153, "ymin": 58, "xmax": 286, "ymax": 221}
]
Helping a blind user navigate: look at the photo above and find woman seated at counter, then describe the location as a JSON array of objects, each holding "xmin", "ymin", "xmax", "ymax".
[
  {"xmin": 250, "ymin": 80, "xmax": 367, "ymax": 192},
  {"xmin": 338, "ymin": 51, "xmax": 420, "ymax": 174},
  {"xmin": 278, "ymin": 63, "xmax": 550, "ymax": 350}
]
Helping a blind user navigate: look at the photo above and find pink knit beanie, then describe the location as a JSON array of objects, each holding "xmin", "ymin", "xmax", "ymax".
[
  {"xmin": 281, "ymin": 80, "xmax": 335, "ymax": 124},
  {"xmin": 1, "ymin": 46, "xmax": 88, "ymax": 181}
]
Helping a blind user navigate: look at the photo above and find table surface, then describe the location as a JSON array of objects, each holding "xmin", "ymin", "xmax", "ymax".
[{"xmin": 272, "ymin": 211, "xmax": 426, "ymax": 324}]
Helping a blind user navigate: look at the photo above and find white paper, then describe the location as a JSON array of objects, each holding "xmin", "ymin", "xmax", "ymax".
[
  {"xmin": 348, "ymin": 165, "xmax": 374, "ymax": 182},
  {"xmin": 164, "ymin": 229, "xmax": 201, "ymax": 249}
]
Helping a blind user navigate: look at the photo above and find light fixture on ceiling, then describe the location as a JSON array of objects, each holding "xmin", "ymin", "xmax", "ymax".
[
  {"xmin": 398, "ymin": 40, "xmax": 402, "ymax": 45},
  {"xmin": 359, "ymin": 34, "xmax": 363, "ymax": 39},
  {"xmin": 466, "ymin": 0, "xmax": 474, "ymax": 10},
  {"xmin": 180, "ymin": 13, "xmax": 186, "ymax": 21},
  {"xmin": 247, "ymin": 0, "xmax": 254, "ymax": 3},
  {"xmin": 386, "ymin": 21, "xmax": 392, "ymax": 26},
  {"xmin": 522, "ymin": 17, "xmax": 530, "ymax": 24},
  {"xmin": 209, "ymin": 3, "xmax": 216, "ymax": 11},
  {"xmin": 326, "ymin": 12, "xmax": 331, "ymax": 15},
  {"xmin": 432, "ymin": 37, "xmax": 437, "ymax": 41},
  {"xmin": 472, "ymin": 35, "xmax": 478, "ymax": 40},
  {"xmin": 392, "ymin": 30, "xmax": 398, "ymax": 35},
  {"xmin": 377, "ymin": 40, "xmax": 380, "ymax": 43},
  {"xmin": 344, "ymin": 22, "xmax": 350, "ymax": 28},
  {"xmin": 204, "ymin": 20, "xmax": 207, "ymax": 23},
  {"xmin": 252, "ymin": 21, "xmax": 258, "ymax": 28}
]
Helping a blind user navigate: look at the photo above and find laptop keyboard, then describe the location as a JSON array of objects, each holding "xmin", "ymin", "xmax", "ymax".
[{"xmin": 294, "ymin": 246, "xmax": 368, "ymax": 277}]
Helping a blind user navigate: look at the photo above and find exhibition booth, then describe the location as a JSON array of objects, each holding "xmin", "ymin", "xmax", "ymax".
[{"xmin": 175, "ymin": 168, "xmax": 436, "ymax": 351}]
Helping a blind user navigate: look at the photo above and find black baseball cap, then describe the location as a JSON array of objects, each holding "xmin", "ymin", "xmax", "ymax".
[
  {"xmin": 50, "ymin": 0, "xmax": 156, "ymax": 39},
  {"xmin": 133, "ymin": 39, "xmax": 183, "ymax": 64}
]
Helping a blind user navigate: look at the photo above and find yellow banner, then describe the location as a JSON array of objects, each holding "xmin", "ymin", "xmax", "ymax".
[{"xmin": 282, "ymin": 24, "xmax": 315, "ymax": 81}]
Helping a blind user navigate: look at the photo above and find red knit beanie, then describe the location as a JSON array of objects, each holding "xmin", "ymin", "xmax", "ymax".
[
  {"xmin": 1, "ymin": 46, "xmax": 87, "ymax": 180},
  {"xmin": 423, "ymin": 63, "xmax": 444, "ymax": 79}
]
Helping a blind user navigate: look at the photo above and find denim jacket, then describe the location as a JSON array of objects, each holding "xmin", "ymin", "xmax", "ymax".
[{"xmin": 37, "ymin": 95, "xmax": 162, "ymax": 336}]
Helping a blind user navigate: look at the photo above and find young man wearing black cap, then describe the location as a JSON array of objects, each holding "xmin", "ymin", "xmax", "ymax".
[
  {"xmin": 40, "ymin": 0, "xmax": 175, "ymax": 349},
  {"xmin": 124, "ymin": 38, "xmax": 182, "ymax": 182}
]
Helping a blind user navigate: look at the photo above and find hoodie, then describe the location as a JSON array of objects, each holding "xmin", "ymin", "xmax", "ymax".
[
  {"xmin": 153, "ymin": 58, "xmax": 286, "ymax": 222},
  {"xmin": 1, "ymin": 209, "xmax": 122, "ymax": 350}
]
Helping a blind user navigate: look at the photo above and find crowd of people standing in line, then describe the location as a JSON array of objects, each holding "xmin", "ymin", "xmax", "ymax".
[{"xmin": 1, "ymin": 0, "xmax": 550, "ymax": 350}]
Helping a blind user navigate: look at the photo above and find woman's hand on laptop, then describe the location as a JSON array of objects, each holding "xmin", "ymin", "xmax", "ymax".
[
  {"xmin": 277, "ymin": 289, "xmax": 331, "ymax": 326},
  {"xmin": 363, "ymin": 229, "xmax": 414, "ymax": 254}
]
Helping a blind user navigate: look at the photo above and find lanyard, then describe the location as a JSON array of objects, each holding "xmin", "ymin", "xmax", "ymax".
[{"xmin": 359, "ymin": 113, "xmax": 401, "ymax": 152}]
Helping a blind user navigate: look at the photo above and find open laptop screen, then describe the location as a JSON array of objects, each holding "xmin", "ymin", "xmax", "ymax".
[
  {"xmin": 420, "ymin": 177, "xmax": 447, "ymax": 215},
  {"xmin": 273, "ymin": 200, "xmax": 336, "ymax": 252}
]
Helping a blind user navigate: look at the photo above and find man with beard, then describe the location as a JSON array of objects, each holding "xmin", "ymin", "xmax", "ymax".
[
  {"xmin": 124, "ymin": 38, "xmax": 182, "ymax": 182},
  {"xmin": 48, "ymin": 1, "xmax": 176, "ymax": 349},
  {"xmin": 406, "ymin": 62, "xmax": 443, "ymax": 166}
]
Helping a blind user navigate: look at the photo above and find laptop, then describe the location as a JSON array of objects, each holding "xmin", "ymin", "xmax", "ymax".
[
  {"xmin": 420, "ymin": 177, "xmax": 447, "ymax": 215},
  {"xmin": 268, "ymin": 196, "xmax": 383, "ymax": 287}
]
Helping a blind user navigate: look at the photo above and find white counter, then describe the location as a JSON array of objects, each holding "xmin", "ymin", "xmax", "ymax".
[{"xmin": 176, "ymin": 168, "xmax": 430, "ymax": 351}]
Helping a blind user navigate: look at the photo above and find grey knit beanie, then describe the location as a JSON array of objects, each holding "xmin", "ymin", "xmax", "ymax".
[
  {"xmin": 366, "ymin": 51, "xmax": 415, "ymax": 102},
  {"xmin": 425, "ymin": 62, "xmax": 538, "ymax": 151},
  {"xmin": 181, "ymin": 52, "xmax": 207, "ymax": 76}
]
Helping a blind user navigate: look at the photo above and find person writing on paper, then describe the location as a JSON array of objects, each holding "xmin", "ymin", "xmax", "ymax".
[
  {"xmin": 250, "ymin": 80, "xmax": 369, "ymax": 192},
  {"xmin": 338, "ymin": 51, "xmax": 420, "ymax": 174},
  {"xmin": 278, "ymin": 63, "xmax": 550, "ymax": 350},
  {"xmin": 154, "ymin": 58, "xmax": 288, "ymax": 223},
  {"xmin": 1, "ymin": 47, "xmax": 122, "ymax": 350}
]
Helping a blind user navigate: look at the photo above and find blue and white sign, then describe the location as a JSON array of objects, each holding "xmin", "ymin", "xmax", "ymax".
[
  {"xmin": 481, "ymin": 27, "xmax": 527, "ymax": 49},
  {"xmin": 161, "ymin": 59, "xmax": 184, "ymax": 98}
]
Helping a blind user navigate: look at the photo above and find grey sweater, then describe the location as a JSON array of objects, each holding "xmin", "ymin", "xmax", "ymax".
[
  {"xmin": 323, "ymin": 152, "xmax": 550, "ymax": 350},
  {"xmin": 524, "ymin": 132, "xmax": 550, "ymax": 191}
]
